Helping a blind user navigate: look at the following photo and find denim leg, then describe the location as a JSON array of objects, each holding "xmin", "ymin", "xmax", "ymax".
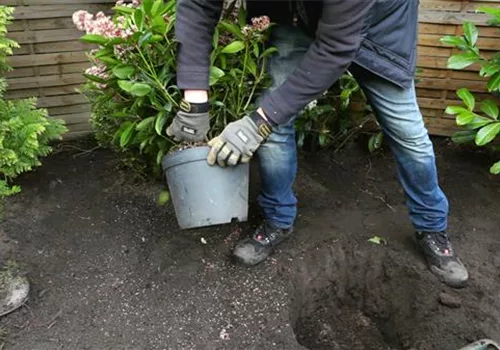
[
  {"xmin": 352, "ymin": 66, "xmax": 449, "ymax": 232},
  {"xmin": 256, "ymin": 25, "xmax": 312, "ymax": 229}
]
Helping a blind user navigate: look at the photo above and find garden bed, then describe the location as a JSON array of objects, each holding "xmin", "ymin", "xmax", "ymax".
[{"xmin": 0, "ymin": 137, "xmax": 499, "ymax": 349}]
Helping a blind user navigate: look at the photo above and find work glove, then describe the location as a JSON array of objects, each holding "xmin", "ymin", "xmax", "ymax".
[
  {"xmin": 207, "ymin": 110, "xmax": 274, "ymax": 167},
  {"xmin": 166, "ymin": 99, "xmax": 210, "ymax": 142}
]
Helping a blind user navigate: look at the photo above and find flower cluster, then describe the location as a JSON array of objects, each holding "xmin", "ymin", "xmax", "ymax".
[
  {"xmin": 73, "ymin": 10, "xmax": 136, "ymax": 39},
  {"xmin": 242, "ymin": 15, "xmax": 271, "ymax": 36},
  {"xmin": 115, "ymin": 0, "xmax": 142, "ymax": 8},
  {"xmin": 85, "ymin": 65, "xmax": 108, "ymax": 88}
]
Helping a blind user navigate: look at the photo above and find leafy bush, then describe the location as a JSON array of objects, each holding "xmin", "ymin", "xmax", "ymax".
[
  {"xmin": 73, "ymin": 0, "xmax": 275, "ymax": 175},
  {"xmin": 295, "ymin": 72, "xmax": 368, "ymax": 151},
  {"xmin": 0, "ymin": 6, "xmax": 68, "ymax": 203},
  {"xmin": 441, "ymin": 7, "xmax": 500, "ymax": 174}
]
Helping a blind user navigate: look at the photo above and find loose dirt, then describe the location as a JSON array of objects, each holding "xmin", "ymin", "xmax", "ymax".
[{"xmin": 1, "ymin": 137, "xmax": 499, "ymax": 350}]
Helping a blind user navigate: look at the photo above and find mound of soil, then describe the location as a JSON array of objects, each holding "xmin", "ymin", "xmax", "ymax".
[{"xmin": 0, "ymin": 137, "xmax": 499, "ymax": 350}]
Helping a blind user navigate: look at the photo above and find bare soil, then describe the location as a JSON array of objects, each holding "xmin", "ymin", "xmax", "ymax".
[{"xmin": 0, "ymin": 137, "xmax": 499, "ymax": 350}]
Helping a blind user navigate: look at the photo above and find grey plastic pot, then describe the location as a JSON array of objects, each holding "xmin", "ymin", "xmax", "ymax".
[{"xmin": 162, "ymin": 145, "xmax": 249, "ymax": 229}]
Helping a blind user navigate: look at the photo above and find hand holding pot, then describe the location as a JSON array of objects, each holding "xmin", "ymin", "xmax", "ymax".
[
  {"xmin": 166, "ymin": 99, "xmax": 210, "ymax": 142},
  {"xmin": 207, "ymin": 110, "xmax": 273, "ymax": 167}
]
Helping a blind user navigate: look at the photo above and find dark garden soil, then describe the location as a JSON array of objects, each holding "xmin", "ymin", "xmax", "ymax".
[{"xmin": 1, "ymin": 136, "xmax": 500, "ymax": 350}]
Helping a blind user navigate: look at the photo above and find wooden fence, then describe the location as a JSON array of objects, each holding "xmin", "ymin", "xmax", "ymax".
[
  {"xmin": 4, "ymin": 0, "xmax": 500, "ymax": 138},
  {"xmin": 3, "ymin": 0, "xmax": 114, "ymax": 139},
  {"xmin": 417, "ymin": 0, "xmax": 500, "ymax": 136}
]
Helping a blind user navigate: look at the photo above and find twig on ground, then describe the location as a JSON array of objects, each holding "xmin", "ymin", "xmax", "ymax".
[
  {"xmin": 73, "ymin": 146, "xmax": 100, "ymax": 158},
  {"xmin": 359, "ymin": 188, "xmax": 396, "ymax": 212},
  {"xmin": 11, "ymin": 320, "xmax": 29, "ymax": 330},
  {"xmin": 45, "ymin": 309, "xmax": 62, "ymax": 329},
  {"xmin": 53, "ymin": 144, "xmax": 100, "ymax": 158},
  {"xmin": 365, "ymin": 158, "xmax": 376, "ymax": 181},
  {"xmin": 330, "ymin": 157, "xmax": 346, "ymax": 171}
]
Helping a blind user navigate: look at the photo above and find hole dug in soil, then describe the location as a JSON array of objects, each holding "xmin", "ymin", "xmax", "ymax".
[{"xmin": 289, "ymin": 241, "xmax": 497, "ymax": 350}]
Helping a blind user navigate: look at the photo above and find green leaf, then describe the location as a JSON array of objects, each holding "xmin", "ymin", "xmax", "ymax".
[
  {"xmin": 118, "ymin": 80, "xmax": 134, "ymax": 92},
  {"xmin": 440, "ymin": 35, "xmax": 468, "ymax": 49},
  {"xmin": 112, "ymin": 64, "xmax": 135, "ymax": 79},
  {"xmin": 476, "ymin": 6, "xmax": 500, "ymax": 19},
  {"xmin": 218, "ymin": 21, "xmax": 244, "ymax": 40},
  {"xmin": 445, "ymin": 105, "xmax": 469, "ymax": 115},
  {"xmin": 130, "ymin": 83, "xmax": 151, "ymax": 96},
  {"xmin": 112, "ymin": 5, "xmax": 135, "ymax": 15},
  {"xmin": 142, "ymin": 0, "xmax": 154, "ymax": 15},
  {"xmin": 466, "ymin": 115, "xmax": 494, "ymax": 130},
  {"xmin": 487, "ymin": 72, "xmax": 500, "ymax": 92},
  {"xmin": 139, "ymin": 32, "xmax": 153, "ymax": 46},
  {"xmin": 152, "ymin": 15, "xmax": 167, "ymax": 35},
  {"xmin": 480, "ymin": 100, "xmax": 499, "ymax": 119},
  {"xmin": 209, "ymin": 66, "xmax": 225, "ymax": 86},
  {"xmin": 237, "ymin": 6, "xmax": 246, "ymax": 27},
  {"xmin": 154, "ymin": 111, "xmax": 167, "ymax": 136},
  {"xmin": 457, "ymin": 88, "xmax": 475, "ymax": 111},
  {"xmin": 111, "ymin": 111, "xmax": 130, "ymax": 118},
  {"xmin": 83, "ymin": 73, "xmax": 107, "ymax": 84},
  {"xmin": 93, "ymin": 47, "xmax": 113, "ymax": 59},
  {"xmin": 156, "ymin": 149, "xmax": 165, "ymax": 165},
  {"xmin": 220, "ymin": 54, "xmax": 227, "ymax": 70},
  {"xmin": 447, "ymin": 53, "xmax": 480, "ymax": 70},
  {"xmin": 368, "ymin": 132, "xmax": 384, "ymax": 153},
  {"xmin": 451, "ymin": 130, "xmax": 477, "ymax": 144},
  {"xmin": 221, "ymin": 41, "xmax": 245, "ymax": 54},
  {"xmin": 456, "ymin": 111, "xmax": 476, "ymax": 126},
  {"xmin": 253, "ymin": 42, "xmax": 259, "ymax": 57},
  {"xmin": 151, "ymin": 0, "xmax": 163, "ymax": 17},
  {"xmin": 463, "ymin": 22, "xmax": 479, "ymax": 46},
  {"xmin": 120, "ymin": 121, "xmax": 136, "ymax": 148},
  {"xmin": 212, "ymin": 27, "xmax": 219, "ymax": 50},
  {"xmin": 479, "ymin": 62, "xmax": 500, "ymax": 77},
  {"xmin": 475, "ymin": 122, "xmax": 500, "ymax": 146},
  {"xmin": 157, "ymin": 190, "xmax": 170, "ymax": 205},
  {"xmin": 368, "ymin": 236, "xmax": 387, "ymax": 246},
  {"xmin": 261, "ymin": 47, "xmax": 278, "ymax": 58},
  {"xmin": 79, "ymin": 34, "xmax": 108, "ymax": 45},
  {"xmin": 136, "ymin": 116, "xmax": 155, "ymax": 131},
  {"xmin": 98, "ymin": 56, "xmax": 120, "ymax": 65},
  {"xmin": 247, "ymin": 57, "xmax": 257, "ymax": 77},
  {"xmin": 134, "ymin": 9, "xmax": 144, "ymax": 31},
  {"xmin": 490, "ymin": 160, "xmax": 500, "ymax": 175}
]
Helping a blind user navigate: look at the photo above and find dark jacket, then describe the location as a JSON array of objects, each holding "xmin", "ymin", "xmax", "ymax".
[{"xmin": 175, "ymin": 0, "xmax": 419, "ymax": 125}]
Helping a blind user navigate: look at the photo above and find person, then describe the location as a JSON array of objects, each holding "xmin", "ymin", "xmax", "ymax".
[{"xmin": 167, "ymin": 0, "xmax": 469, "ymax": 288}]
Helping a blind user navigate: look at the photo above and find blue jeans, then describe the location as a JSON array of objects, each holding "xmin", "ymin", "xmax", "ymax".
[{"xmin": 256, "ymin": 25, "xmax": 449, "ymax": 232}]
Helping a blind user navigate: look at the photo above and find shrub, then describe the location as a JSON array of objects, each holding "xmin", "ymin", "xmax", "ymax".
[
  {"xmin": 73, "ymin": 0, "xmax": 275, "ymax": 175},
  {"xmin": 0, "ymin": 6, "xmax": 68, "ymax": 205},
  {"xmin": 441, "ymin": 7, "xmax": 500, "ymax": 174}
]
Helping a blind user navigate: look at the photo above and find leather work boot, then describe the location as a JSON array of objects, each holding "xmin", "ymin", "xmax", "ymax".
[
  {"xmin": 233, "ymin": 221, "xmax": 293, "ymax": 266},
  {"xmin": 415, "ymin": 231, "xmax": 468, "ymax": 288}
]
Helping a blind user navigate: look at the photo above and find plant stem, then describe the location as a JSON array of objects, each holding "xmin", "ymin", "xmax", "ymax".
[
  {"xmin": 237, "ymin": 43, "xmax": 250, "ymax": 114},
  {"xmin": 136, "ymin": 47, "xmax": 178, "ymax": 108},
  {"xmin": 242, "ymin": 56, "xmax": 267, "ymax": 113}
]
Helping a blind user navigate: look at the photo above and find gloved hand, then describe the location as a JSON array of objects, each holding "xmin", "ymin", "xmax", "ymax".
[
  {"xmin": 166, "ymin": 100, "xmax": 210, "ymax": 142},
  {"xmin": 207, "ymin": 110, "xmax": 274, "ymax": 167}
]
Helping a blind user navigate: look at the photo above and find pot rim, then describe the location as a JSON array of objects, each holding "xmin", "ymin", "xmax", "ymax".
[{"xmin": 162, "ymin": 145, "xmax": 210, "ymax": 171}]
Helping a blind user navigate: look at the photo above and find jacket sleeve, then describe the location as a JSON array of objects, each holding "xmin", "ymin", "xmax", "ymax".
[
  {"xmin": 175, "ymin": 0, "xmax": 224, "ymax": 90},
  {"xmin": 260, "ymin": 0, "xmax": 376, "ymax": 125}
]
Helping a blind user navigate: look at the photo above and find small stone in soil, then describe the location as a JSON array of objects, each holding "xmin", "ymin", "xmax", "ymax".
[{"xmin": 439, "ymin": 292, "xmax": 462, "ymax": 308}]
